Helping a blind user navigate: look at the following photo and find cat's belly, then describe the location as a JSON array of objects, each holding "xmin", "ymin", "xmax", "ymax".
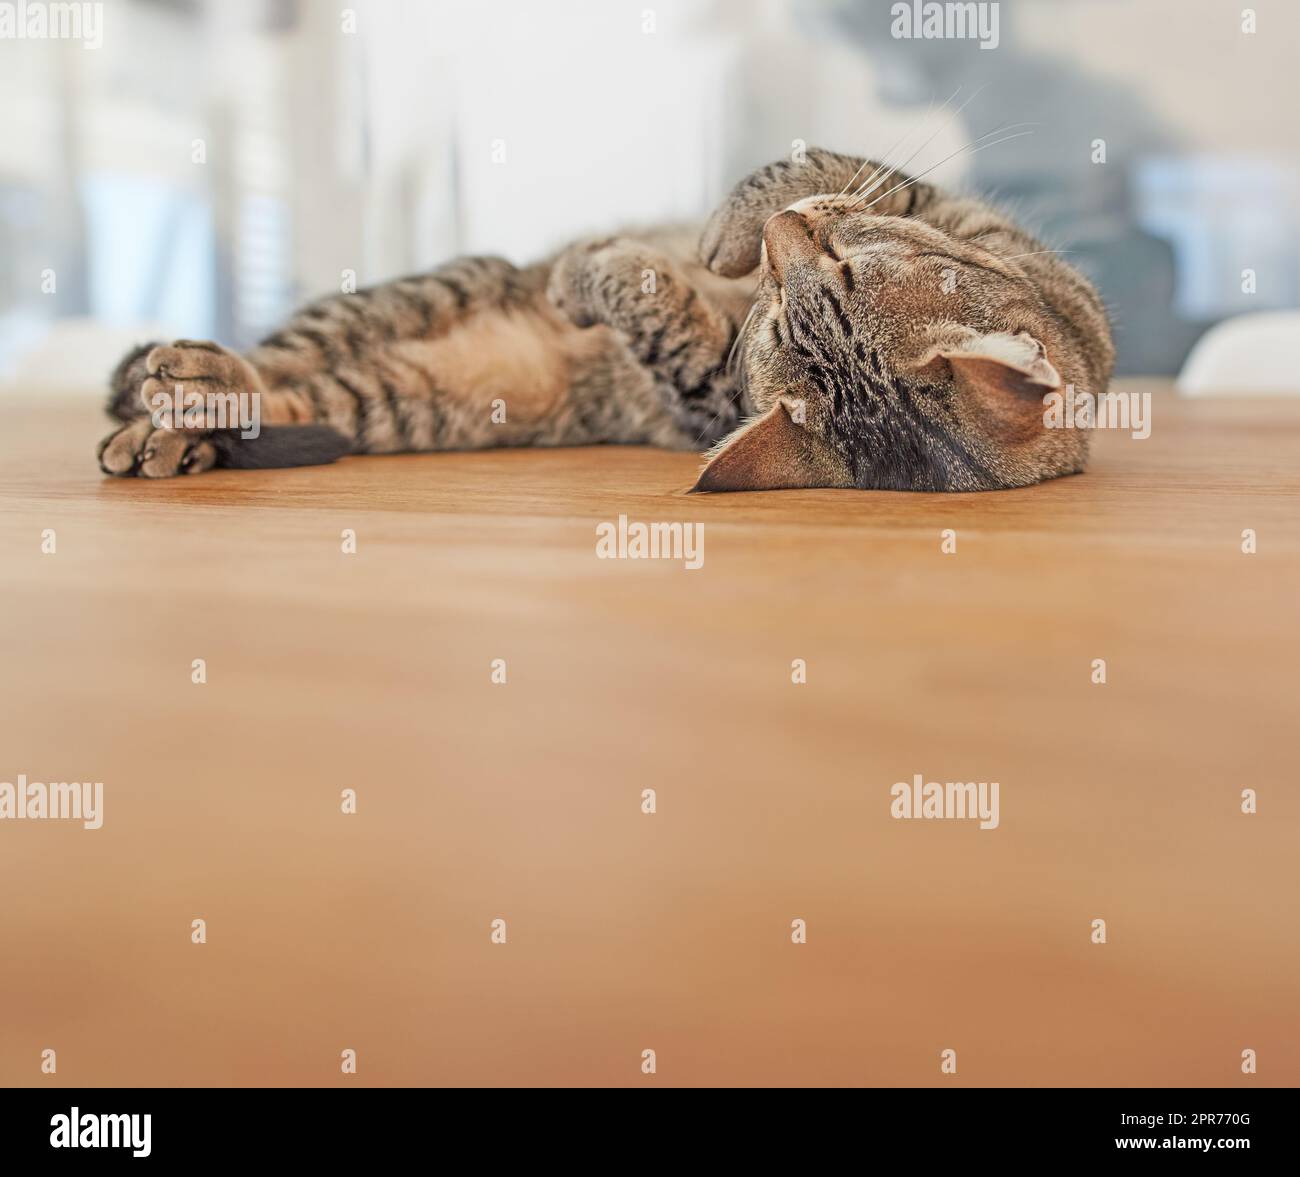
[
  {"xmin": 383, "ymin": 301, "xmax": 678, "ymax": 449},
  {"xmin": 400, "ymin": 304, "xmax": 574, "ymax": 420}
]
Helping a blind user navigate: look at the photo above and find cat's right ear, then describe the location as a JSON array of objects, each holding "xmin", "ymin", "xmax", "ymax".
[
  {"xmin": 910, "ymin": 330, "xmax": 1061, "ymax": 443},
  {"xmin": 691, "ymin": 398, "xmax": 852, "ymax": 492}
]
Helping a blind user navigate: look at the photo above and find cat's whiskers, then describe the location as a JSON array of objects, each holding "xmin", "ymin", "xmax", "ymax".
[
  {"xmin": 849, "ymin": 84, "xmax": 987, "ymax": 208},
  {"xmin": 832, "ymin": 86, "xmax": 957, "ymax": 204},
  {"xmin": 726, "ymin": 300, "xmax": 760, "ymax": 377},
  {"xmin": 849, "ymin": 117, "xmax": 1035, "ymax": 212},
  {"xmin": 833, "ymin": 158, "xmax": 876, "ymax": 203},
  {"xmin": 852, "ymin": 118, "xmax": 1032, "ymax": 205},
  {"xmin": 1002, "ymin": 250, "xmax": 1075, "ymax": 261},
  {"xmin": 852, "ymin": 126, "xmax": 1036, "ymax": 213},
  {"xmin": 850, "ymin": 88, "xmax": 983, "ymax": 202},
  {"xmin": 690, "ymin": 299, "xmax": 765, "ymax": 449}
]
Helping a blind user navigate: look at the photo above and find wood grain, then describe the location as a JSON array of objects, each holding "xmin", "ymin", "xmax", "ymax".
[{"xmin": 0, "ymin": 379, "xmax": 1296, "ymax": 1087}]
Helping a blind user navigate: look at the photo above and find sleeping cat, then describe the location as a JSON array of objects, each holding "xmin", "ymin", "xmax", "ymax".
[{"xmin": 97, "ymin": 148, "xmax": 1113, "ymax": 492}]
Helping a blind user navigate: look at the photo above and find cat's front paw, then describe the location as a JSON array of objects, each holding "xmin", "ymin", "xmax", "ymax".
[
  {"xmin": 97, "ymin": 419, "xmax": 218, "ymax": 478},
  {"xmin": 546, "ymin": 238, "xmax": 615, "ymax": 327},
  {"xmin": 547, "ymin": 238, "xmax": 665, "ymax": 329},
  {"xmin": 699, "ymin": 202, "xmax": 768, "ymax": 279},
  {"xmin": 699, "ymin": 158, "xmax": 814, "ymax": 277},
  {"xmin": 700, "ymin": 149, "xmax": 864, "ymax": 277}
]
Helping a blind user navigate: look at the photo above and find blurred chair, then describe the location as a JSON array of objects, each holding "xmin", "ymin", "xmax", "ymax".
[{"xmin": 1177, "ymin": 312, "xmax": 1300, "ymax": 396}]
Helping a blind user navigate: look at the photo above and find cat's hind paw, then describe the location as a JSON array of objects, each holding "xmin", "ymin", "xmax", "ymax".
[
  {"xmin": 97, "ymin": 419, "xmax": 218, "ymax": 478},
  {"xmin": 107, "ymin": 339, "xmax": 263, "ymax": 424},
  {"xmin": 140, "ymin": 340, "xmax": 265, "ymax": 411}
]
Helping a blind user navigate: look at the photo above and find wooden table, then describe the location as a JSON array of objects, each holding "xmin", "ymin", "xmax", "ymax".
[{"xmin": 1, "ymin": 380, "xmax": 1296, "ymax": 1086}]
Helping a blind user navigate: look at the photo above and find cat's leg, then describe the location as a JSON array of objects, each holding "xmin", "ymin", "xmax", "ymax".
[
  {"xmin": 98, "ymin": 257, "xmax": 544, "ymax": 476},
  {"xmin": 248, "ymin": 256, "xmax": 537, "ymax": 375},
  {"xmin": 97, "ymin": 340, "xmax": 294, "ymax": 477},
  {"xmin": 98, "ymin": 336, "xmax": 355, "ymax": 477},
  {"xmin": 546, "ymin": 238, "xmax": 746, "ymax": 447},
  {"xmin": 700, "ymin": 149, "xmax": 938, "ymax": 278}
]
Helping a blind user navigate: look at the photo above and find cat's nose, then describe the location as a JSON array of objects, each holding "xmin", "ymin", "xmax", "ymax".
[{"xmin": 762, "ymin": 211, "xmax": 821, "ymax": 283}]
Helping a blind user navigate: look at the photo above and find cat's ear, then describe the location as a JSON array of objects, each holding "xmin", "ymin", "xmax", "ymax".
[
  {"xmin": 691, "ymin": 398, "xmax": 853, "ymax": 492},
  {"xmin": 912, "ymin": 331, "xmax": 1061, "ymax": 441}
]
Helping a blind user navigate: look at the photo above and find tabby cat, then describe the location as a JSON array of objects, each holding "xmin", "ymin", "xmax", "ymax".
[{"xmin": 97, "ymin": 148, "xmax": 1113, "ymax": 491}]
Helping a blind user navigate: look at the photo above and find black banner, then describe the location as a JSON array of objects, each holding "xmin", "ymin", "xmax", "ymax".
[{"xmin": 1, "ymin": 1086, "xmax": 1290, "ymax": 1163}]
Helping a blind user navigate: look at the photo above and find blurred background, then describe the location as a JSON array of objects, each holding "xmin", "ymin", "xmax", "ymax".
[{"xmin": 1, "ymin": 0, "xmax": 1297, "ymax": 391}]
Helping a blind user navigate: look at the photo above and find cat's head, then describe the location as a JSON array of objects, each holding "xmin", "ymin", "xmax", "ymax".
[{"xmin": 694, "ymin": 195, "xmax": 1093, "ymax": 493}]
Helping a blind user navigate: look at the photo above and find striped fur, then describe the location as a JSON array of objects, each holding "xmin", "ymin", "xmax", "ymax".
[{"xmin": 99, "ymin": 149, "xmax": 1112, "ymax": 492}]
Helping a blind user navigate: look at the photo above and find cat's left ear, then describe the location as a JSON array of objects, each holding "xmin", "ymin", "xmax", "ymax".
[{"xmin": 691, "ymin": 398, "xmax": 853, "ymax": 492}]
